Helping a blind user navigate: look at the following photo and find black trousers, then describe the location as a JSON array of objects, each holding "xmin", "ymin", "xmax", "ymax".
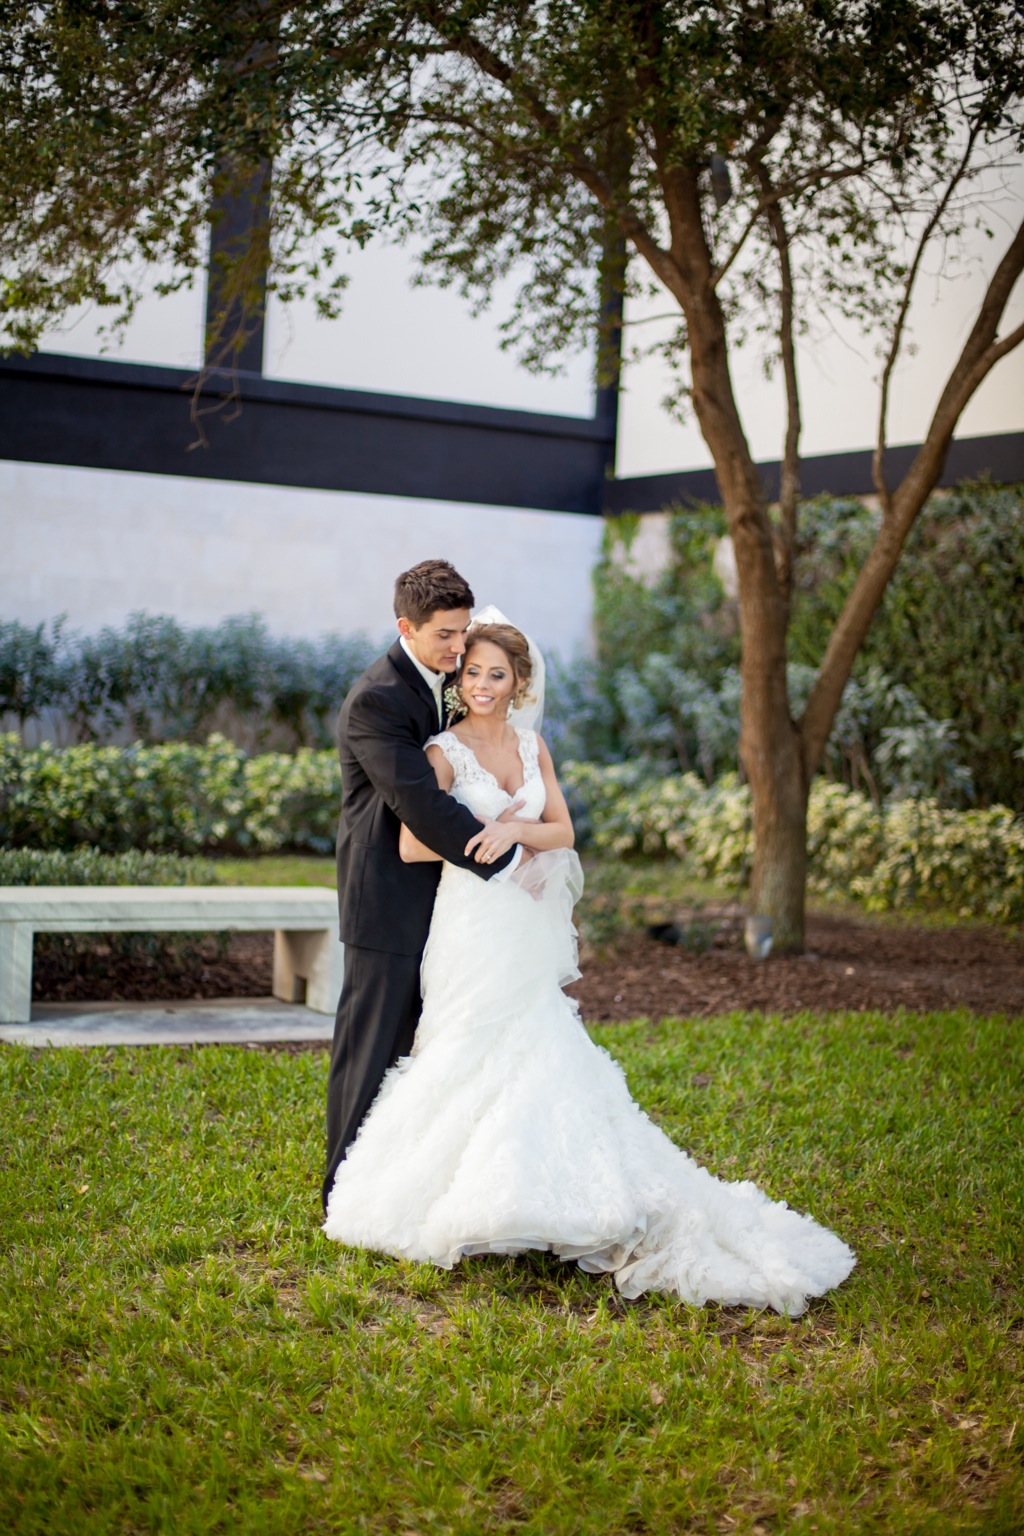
[{"xmin": 322, "ymin": 944, "xmax": 422, "ymax": 1214}]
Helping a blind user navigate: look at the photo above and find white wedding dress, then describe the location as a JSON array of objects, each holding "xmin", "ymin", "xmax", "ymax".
[{"xmin": 323, "ymin": 728, "xmax": 855, "ymax": 1314}]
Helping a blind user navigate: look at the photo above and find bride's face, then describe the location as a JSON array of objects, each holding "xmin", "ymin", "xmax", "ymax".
[{"xmin": 461, "ymin": 641, "xmax": 516, "ymax": 720}]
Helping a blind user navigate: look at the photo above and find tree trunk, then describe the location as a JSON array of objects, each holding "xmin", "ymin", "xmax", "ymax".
[
  {"xmin": 745, "ymin": 726, "xmax": 809, "ymax": 952},
  {"xmin": 656, "ymin": 164, "xmax": 810, "ymax": 948},
  {"xmin": 732, "ymin": 518, "xmax": 809, "ymax": 952}
]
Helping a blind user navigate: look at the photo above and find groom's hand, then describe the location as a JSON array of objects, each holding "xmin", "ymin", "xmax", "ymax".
[{"xmin": 496, "ymin": 800, "xmax": 526, "ymax": 823}]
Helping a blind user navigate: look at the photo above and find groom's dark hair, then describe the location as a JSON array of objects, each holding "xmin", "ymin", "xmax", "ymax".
[{"xmin": 394, "ymin": 560, "xmax": 475, "ymax": 626}]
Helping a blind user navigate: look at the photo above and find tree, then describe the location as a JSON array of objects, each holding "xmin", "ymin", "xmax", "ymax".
[{"xmin": 3, "ymin": 2, "xmax": 1023, "ymax": 947}]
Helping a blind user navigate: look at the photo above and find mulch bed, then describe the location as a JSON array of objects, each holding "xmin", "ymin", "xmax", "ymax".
[
  {"xmin": 568, "ymin": 909, "xmax": 1024, "ymax": 1021},
  {"xmin": 33, "ymin": 934, "xmax": 274, "ymax": 1005},
  {"xmin": 32, "ymin": 911, "xmax": 1024, "ymax": 1020}
]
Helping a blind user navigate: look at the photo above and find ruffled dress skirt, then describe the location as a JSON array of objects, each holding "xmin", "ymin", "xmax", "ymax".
[{"xmin": 323, "ymin": 852, "xmax": 854, "ymax": 1315}]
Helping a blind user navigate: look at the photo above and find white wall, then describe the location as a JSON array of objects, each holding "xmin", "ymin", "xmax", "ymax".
[
  {"xmin": 0, "ymin": 460, "xmax": 602, "ymax": 658},
  {"xmin": 264, "ymin": 244, "xmax": 595, "ymax": 417},
  {"xmin": 16, "ymin": 235, "xmax": 601, "ymax": 656}
]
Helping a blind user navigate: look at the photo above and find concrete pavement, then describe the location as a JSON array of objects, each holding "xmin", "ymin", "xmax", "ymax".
[{"xmin": 0, "ymin": 997, "xmax": 335, "ymax": 1048}]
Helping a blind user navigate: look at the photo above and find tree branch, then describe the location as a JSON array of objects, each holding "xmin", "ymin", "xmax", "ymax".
[
  {"xmin": 749, "ymin": 152, "xmax": 801, "ymax": 616},
  {"xmin": 872, "ymin": 125, "xmax": 981, "ymax": 512},
  {"xmin": 710, "ymin": 199, "xmax": 765, "ymax": 289},
  {"xmin": 801, "ymin": 213, "xmax": 1024, "ymax": 775},
  {"xmin": 710, "ymin": 152, "xmax": 874, "ymax": 289},
  {"xmin": 422, "ymin": 10, "xmax": 682, "ymax": 299}
]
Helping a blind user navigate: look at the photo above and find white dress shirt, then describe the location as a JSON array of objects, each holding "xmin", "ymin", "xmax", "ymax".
[{"xmin": 399, "ymin": 635, "xmax": 521, "ymax": 879}]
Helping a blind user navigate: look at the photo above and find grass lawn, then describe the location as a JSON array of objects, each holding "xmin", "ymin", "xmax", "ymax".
[
  {"xmin": 2, "ymin": 1011, "xmax": 1022, "ymax": 1534},
  {"xmin": 209, "ymin": 857, "xmax": 740, "ymax": 906},
  {"xmin": 214, "ymin": 857, "xmax": 338, "ymax": 888}
]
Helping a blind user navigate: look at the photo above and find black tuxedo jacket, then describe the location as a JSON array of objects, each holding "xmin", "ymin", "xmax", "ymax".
[{"xmin": 334, "ymin": 640, "xmax": 513, "ymax": 955}]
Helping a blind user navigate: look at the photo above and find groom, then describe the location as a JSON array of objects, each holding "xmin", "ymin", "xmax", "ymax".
[{"xmin": 323, "ymin": 559, "xmax": 521, "ymax": 1212}]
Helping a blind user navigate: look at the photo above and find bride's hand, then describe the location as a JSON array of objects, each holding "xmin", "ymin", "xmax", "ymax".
[{"xmin": 465, "ymin": 819, "xmax": 522, "ymax": 864}]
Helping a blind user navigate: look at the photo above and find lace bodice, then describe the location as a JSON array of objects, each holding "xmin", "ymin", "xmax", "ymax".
[{"xmin": 426, "ymin": 728, "xmax": 546, "ymax": 822}]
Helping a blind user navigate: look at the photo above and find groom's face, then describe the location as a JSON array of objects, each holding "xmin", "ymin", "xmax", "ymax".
[{"xmin": 399, "ymin": 608, "xmax": 472, "ymax": 675}]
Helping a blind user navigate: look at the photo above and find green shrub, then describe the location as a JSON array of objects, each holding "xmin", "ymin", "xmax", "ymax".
[
  {"xmin": 594, "ymin": 507, "xmax": 738, "ymax": 681},
  {"xmin": 789, "ymin": 483, "xmax": 1024, "ymax": 808},
  {"xmin": 0, "ymin": 847, "xmax": 219, "ymax": 886},
  {"xmin": 562, "ymin": 762, "xmax": 1024, "ymax": 923},
  {"xmin": 5, "ymin": 735, "xmax": 1020, "ymax": 923},
  {"xmin": 0, "ymin": 616, "xmax": 68, "ymax": 730},
  {"xmin": 0, "ymin": 612, "xmax": 377, "ymax": 750},
  {"xmin": 593, "ymin": 484, "xmax": 1022, "ymax": 807},
  {"xmin": 846, "ymin": 799, "xmax": 1024, "ymax": 918},
  {"xmin": 0, "ymin": 734, "xmax": 340, "ymax": 856}
]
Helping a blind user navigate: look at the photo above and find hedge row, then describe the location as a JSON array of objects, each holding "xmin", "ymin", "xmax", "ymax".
[
  {"xmin": 0, "ymin": 612, "xmax": 376, "ymax": 750},
  {"xmin": 0, "ymin": 847, "xmax": 220, "ymax": 886},
  {"xmin": 562, "ymin": 761, "xmax": 1024, "ymax": 923},
  {"xmin": 0, "ymin": 734, "xmax": 340, "ymax": 856},
  {"xmin": 3, "ymin": 735, "xmax": 1021, "ymax": 921}
]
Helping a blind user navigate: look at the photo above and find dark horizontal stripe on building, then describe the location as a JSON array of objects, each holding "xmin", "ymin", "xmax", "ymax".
[
  {"xmin": 605, "ymin": 432, "xmax": 1024, "ymax": 514},
  {"xmin": 0, "ymin": 352, "xmax": 614, "ymax": 517},
  {"xmin": 2, "ymin": 352, "xmax": 1019, "ymax": 516}
]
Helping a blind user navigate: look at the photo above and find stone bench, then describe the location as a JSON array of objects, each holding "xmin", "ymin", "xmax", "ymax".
[{"xmin": 0, "ymin": 886, "xmax": 344, "ymax": 1026}]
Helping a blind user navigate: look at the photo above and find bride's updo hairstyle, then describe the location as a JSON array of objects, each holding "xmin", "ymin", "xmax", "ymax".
[{"xmin": 463, "ymin": 623, "xmax": 535, "ymax": 710}]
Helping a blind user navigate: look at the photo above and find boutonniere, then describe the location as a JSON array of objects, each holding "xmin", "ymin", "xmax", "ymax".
[{"xmin": 443, "ymin": 683, "xmax": 466, "ymax": 727}]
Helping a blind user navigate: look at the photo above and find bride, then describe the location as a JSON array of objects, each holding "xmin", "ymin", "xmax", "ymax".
[{"xmin": 323, "ymin": 614, "xmax": 855, "ymax": 1314}]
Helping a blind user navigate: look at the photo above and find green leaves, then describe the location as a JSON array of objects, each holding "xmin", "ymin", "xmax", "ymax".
[
  {"xmin": 0, "ymin": 734, "xmax": 342, "ymax": 856},
  {"xmin": 4, "ymin": 2, "xmax": 1020, "ymax": 372},
  {"xmin": 561, "ymin": 761, "xmax": 1024, "ymax": 921},
  {"xmin": 789, "ymin": 485, "xmax": 1024, "ymax": 809},
  {"xmin": 0, "ymin": 612, "xmax": 377, "ymax": 750},
  {"xmin": 0, "ymin": 846, "xmax": 219, "ymax": 886}
]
